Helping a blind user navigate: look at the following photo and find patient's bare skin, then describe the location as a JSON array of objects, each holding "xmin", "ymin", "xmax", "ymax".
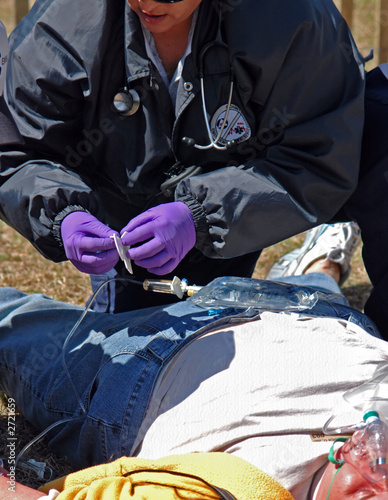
[
  {"xmin": 315, "ymin": 447, "xmax": 388, "ymax": 499},
  {"xmin": 0, "ymin": 466, "xmax": 44, "ymax": 500},
  {"xmin": 305, "ymin": 259, "xmax": 341, "ymax": 284}
]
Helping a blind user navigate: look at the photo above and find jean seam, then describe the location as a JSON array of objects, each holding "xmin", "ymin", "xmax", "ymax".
[
  {"xmin": 0, "ymin": 364, "xmax": 47, "ymax": 408},
  {"xmin": 120, "ymin": 357, "xmax": 162, "ymax": 456},
  {"xmin": 86, "ymin": 414, "xmax": 122, "ymax": 429}
]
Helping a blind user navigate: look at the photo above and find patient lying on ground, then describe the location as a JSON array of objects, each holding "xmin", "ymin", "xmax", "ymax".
[{"xmin": 1, "ymin": 223, "xmax": 388, "ymax": 499}]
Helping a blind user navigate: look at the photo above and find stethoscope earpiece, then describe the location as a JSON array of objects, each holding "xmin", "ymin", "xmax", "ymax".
[
  {"xmin": 112, "ymin": 88, "xmax": 140, "ymax": 116},
  {"xmin": 182, "ymin": 137, "xmax": 196, "ymax": 147},
  {"xmin": 182, "ymin": 137, "xmax": 236, "ymax": 150}
]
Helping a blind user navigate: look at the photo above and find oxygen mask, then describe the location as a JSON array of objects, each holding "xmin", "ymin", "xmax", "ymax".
[{"xmin": 327, "ymin": 411, "xmax": 388, "ymax": 483}]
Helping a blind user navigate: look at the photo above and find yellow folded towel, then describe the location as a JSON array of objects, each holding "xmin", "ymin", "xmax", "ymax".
[{"xmin": 40, "ymin": 452, "xmax": 294, "ymax": 499}]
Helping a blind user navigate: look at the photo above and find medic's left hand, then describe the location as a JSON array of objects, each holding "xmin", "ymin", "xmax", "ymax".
[{"xmin": 120, "ymin": 202, "xmax": 196, "ymax": 275}]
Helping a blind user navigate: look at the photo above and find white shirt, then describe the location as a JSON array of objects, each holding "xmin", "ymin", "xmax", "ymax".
[{"xmin": 132, "ymin": 311, "xmax": 388, "ymax": 499}]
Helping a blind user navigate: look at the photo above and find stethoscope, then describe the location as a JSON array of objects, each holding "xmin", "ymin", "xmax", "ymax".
[
  {"xmin": 112, "ymin": 40, "xmax": 236, "ymax": 151},
  {"xmin": 112, "ymin": 87, "xmax": 141, "ymax": 116},
  {"xmin": 182, "ymin": 40, "xmax": 236, "ymax": 151}
]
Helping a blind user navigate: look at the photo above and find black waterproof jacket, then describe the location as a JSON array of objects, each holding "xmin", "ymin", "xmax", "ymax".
[{"xmin": 0, "ymin": 0, "xmax": 364, "ymax": 266}]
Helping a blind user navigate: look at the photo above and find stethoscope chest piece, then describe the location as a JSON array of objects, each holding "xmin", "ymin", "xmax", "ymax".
[{"xmin": 113, "ymin": 88, "xmax": 141, "ymax": 116}]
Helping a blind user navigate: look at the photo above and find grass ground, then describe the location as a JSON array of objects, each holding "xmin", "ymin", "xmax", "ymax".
[{"xmin": 0, "ymin": 0, "xmax": 378, "ymax": 490}]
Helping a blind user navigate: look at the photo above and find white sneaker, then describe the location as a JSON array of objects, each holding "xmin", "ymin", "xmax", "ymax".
[{"xmin": 266, "ymin": 222, "xmax": 362, "ymax": 286}]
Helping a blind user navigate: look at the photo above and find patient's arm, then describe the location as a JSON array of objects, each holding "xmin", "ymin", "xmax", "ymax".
[{"xmin": 0, "ymin": 467, "xmax": 47, "ymax": 500}]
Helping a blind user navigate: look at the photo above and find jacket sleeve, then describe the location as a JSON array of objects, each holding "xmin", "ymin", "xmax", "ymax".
[
  {"xmin": 0, "ymin": 0, "xmax": 107, "ymax": 262},
  {"xmin": 176, "ymin": 6, "xmax": 365, "ymax": 259}
]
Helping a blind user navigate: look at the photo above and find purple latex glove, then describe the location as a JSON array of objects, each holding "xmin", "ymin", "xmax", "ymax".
[
  {"xmin": 61, "ymin": 211, "xmax": 119, "ymax": 274},
  {"xmin": 120, "ymin": 202, "xmax": 196, "ymax": 275}
]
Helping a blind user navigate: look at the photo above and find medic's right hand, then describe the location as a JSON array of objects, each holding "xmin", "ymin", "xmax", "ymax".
[{"xmin": 60, "ymin": 212, "xmax": 119, "ymax": 274}]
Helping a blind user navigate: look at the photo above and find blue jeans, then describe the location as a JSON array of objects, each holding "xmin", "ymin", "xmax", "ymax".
[{"xmin": 0, "ymin": 275, "xmax": 380, "ymax": 469}]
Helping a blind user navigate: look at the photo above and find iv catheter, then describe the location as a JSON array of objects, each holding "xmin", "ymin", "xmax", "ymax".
[{"xmin": 111, "ymin": 232, "xmax": 133, "ymax": 274}]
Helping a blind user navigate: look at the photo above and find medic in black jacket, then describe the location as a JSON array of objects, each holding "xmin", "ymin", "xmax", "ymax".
[{"xmin": 0, "ymin": 0, "xmax": 365, "ymax": 311}]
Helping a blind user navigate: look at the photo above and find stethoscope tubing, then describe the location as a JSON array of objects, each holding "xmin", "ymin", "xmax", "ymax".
[
  {"xmin": 195, "ymin": 41, "xmax": 235, "ymax": 150},
  {"xmin": 195, "ymin": 76, "xmax": 234, "ymax": 150}
]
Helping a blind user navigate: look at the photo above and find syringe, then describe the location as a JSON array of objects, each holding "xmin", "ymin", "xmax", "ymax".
[{"xmin": 143, "ymin": 276, "xmax": 202, "ymax": 299}]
